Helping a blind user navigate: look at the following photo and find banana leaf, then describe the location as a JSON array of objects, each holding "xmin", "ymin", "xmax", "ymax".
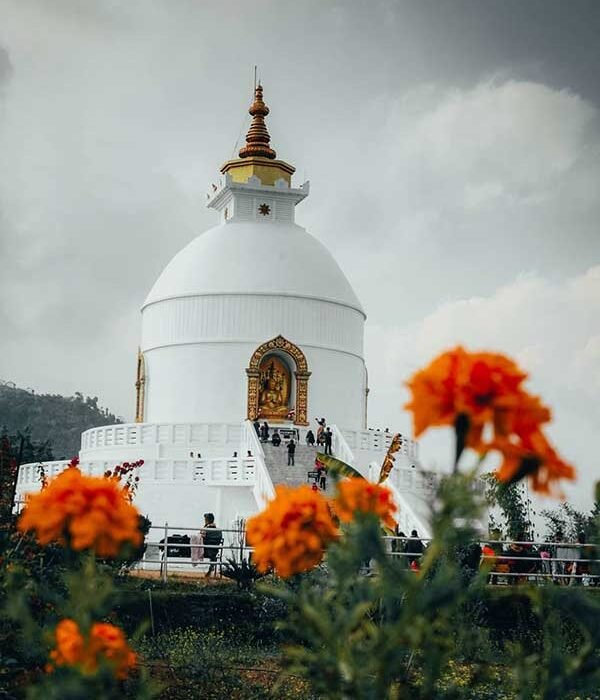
[{"xmin": 316, "ymin": 452, "xmax": 364, "ymax": 480}]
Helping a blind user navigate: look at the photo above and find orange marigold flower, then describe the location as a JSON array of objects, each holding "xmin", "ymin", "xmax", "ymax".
[
  {"xmin": 405, "ymin": 346, "xmax": 528, "ymax": 438},
  {"xmin": 406, "ymin": 347, "xmax": 575, "ymax": 495},
  {"xmin": 49, "ymin": 619, "xmax": 84, "ymax": 668},
  {"xmin": 246, "ymin": 485, "xmax": 338, "ymax": 578},
  {"xmin": 48, "ymin": 619, "xmax": 136, "ymax": 679},
  {"xmin": 88, "ymin": 623, "xmax": 138, "ymax": 679},
  {"xmin": 18, "ymin": 466, "xmax": 142, "ymax": 557},
  {"xmin": 493, "ymin": 392, "xmax": 552, "ymax": 440},
  {"xmin": 334, "ymin": 479, "xmax": 397, "ymax": 530},
  {"xmin": 494, "ymin": 431, "xmax": 576, "ymax": 496}
]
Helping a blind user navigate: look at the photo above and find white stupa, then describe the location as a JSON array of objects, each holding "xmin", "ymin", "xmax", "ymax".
[
  {"xmin": 140, "ymin": 86, "xmax": 367, "ymax": 430},
  {"xmin": 17, "ymin": 86, "xmax": 431, "ymax": 542}
]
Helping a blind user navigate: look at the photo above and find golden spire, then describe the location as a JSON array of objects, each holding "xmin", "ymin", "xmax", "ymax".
[
  {"xmin": 238, "ymin": 84, "xmax": 277, "ymax": 160},
  {"xmin": 220, "ymin": 82, "xmax": 295, "ymax": 186}
]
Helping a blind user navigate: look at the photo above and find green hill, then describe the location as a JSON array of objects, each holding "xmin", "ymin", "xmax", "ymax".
[{"xmin": 0, "ymin": 382, "xmax": 122, "ymax": 461}]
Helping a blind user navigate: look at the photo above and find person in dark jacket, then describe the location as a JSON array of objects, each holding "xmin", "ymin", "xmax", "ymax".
[
  {"xmin": 287, "ymin": 439, "xmax": 296, "ymax": 466},
  {"xmin": 407, "ymin": 529, "xmax": 424, "ymax": 566},
  {"xmin": 271, "ymin": 429, "xmax": 281, "ymax": 446},
  {"xmin": 260, "ymin": 421, "xmax": 270, "ymax": 442},
  {"xmin": 392, "ymin": 528, "xmax": 408, "ymax": 568},
  {"xmin": 201, "ymin": 513, "xmax": 222, "ymax": 577},
  {"xmin": 306, "ymin": 430, "xmax": 315, "ymax": 446},
  {"xmin": 324, "ymin": 427, "xmax": 333, "ymax": 455}
]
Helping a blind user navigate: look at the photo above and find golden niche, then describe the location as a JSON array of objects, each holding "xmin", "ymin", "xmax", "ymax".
[{"xmin": 258, "ymin": 356, "xmax": 291, "ymax": 419}]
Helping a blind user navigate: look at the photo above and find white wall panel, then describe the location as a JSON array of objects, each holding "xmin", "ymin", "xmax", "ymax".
[
  {"xmin": 144, "ymin": 342, "xmax": 366, "ymax": 429},
  {"xmin": 141, "ymin": 294, "xmax": 364, "ymax": 357}
]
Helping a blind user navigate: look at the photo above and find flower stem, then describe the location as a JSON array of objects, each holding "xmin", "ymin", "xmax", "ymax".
[{"xmin": 453, "ymin": 413, "xmax": 470, "ymax": 474}]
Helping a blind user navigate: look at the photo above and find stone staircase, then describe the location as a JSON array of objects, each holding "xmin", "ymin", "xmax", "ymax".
[{"xmin": 262, "ymin": 442, "xmax": 325, "ymax": 489}]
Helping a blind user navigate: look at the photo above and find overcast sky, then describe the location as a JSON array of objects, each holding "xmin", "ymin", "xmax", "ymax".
[{"xmin": 1, "ymin": 1, "xmax": 599, "ymax": 509}]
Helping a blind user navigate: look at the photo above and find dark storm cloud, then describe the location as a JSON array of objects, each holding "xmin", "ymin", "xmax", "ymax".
[{"xmin": 382, "ymin": 0, "xmax": 600, "ymax": 104}]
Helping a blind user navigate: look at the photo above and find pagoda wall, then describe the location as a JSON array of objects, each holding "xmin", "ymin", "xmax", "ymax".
[{"xmin": 140, "ymin": 292, "xmax": 367, "ymax": 429}]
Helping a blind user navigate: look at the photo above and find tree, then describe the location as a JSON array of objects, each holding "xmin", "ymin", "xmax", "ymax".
[
  {"xmin": 541, "ymin": 501, "xmax": 599, "ymax": 541},
  {"xmin": 484, "ymin": 473, "xmax": 535, "ymax": 540},
  {"xmin": 0, "ymin": 430, "xmax": 53, "ymax": 530},
  {"xmin": 0, "ymin": 383, "xmax": 120, "ymax": 459}
]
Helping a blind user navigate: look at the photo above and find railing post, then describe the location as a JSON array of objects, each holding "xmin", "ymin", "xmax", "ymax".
[
  {"xmin": 148, "ymin": 589, "xmax": 155, "ymax": 636},
  {"xmin": 162, "ymin": 522, "xmax": 168, "ymax": 584},
  {"xmin": 240, "ymin": 520, "xmax": 245, "ymax": 564}
]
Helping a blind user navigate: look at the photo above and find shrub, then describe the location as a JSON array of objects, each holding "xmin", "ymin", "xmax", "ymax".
[{"xmin": 221, "ymin": 556, "xmax": 268, "ymax": 590}]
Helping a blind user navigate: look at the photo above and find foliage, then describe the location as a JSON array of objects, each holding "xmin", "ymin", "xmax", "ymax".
[
  {"xmin": 138, "ymin": 627, "xmax": 314, "ymax": 700},
  {"xmin": 0, "ymin": 428, "xmax": 54, "ymax": 464},
  {"xmin": 2, "ymin": 553, "xmax": 155, "ymax": 699},
  {"xmin": 3, "ymin": 347, "xmax": 599, "ymax": 699},
  {"xmin": 247, "ymin": 348, "xmax": 597, "ymax": 698},
  {"xmin": 221, "ymin": 556, "xmax": 268, "ymax": 590},
  {"xmin": 113, "ymin": 583, "xmax": 287, "ymax": 644},
  {"xmin": 0, "ymin": 432, "xmax": 52, "ymax": 530},
  {"xmin": 1, "ymin": 458, "xmax": 154, "ymax": 698},
  {"xmin": 541, "ymin": 500, "xmax": 599, "ymax": 541},
  {"xmin": 268, "ymin": 473, "xmax": 492, "ymax": 699},
  {"xmin": 484, "ymin": 473, "xmax": 536, "ymax": 540},
  {"xmin": 259, "ymin": 473, "xmax": 600, "ymax": 699},
  {"xmin": 0, "ymin": 382, "xmax": 120, "ymax": 459}
]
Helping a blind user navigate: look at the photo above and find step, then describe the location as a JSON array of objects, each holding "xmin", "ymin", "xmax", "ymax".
[{"xmin": 262, "ymin": 442, "xmax": 334, "ymax": 493}]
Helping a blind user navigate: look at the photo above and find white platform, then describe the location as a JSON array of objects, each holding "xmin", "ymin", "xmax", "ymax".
[{"xmin": 16, "ymin": 421, "xmax": 432, "ymax": 537}]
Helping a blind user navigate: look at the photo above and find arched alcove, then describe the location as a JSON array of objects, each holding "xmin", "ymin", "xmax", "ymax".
[{"xmin": 246, "ymin": 335, "xmax": 310, "ymax": 426}]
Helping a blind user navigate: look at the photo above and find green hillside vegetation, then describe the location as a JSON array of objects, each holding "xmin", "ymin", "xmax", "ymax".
[{"xmin": 0, "ymin": 382, "xmax": 121, "ymax": 461}]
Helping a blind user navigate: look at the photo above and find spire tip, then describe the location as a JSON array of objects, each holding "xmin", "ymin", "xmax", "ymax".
[{"xmin": 239, "ymin": 83, "xmax": 276, "ymax": 160}]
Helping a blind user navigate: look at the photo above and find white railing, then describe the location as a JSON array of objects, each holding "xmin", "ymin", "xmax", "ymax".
[
  {"xmin": 331, "ymin": 425, "xmax": 356, "ymax": 466},
  {"xmin": 242, "ymin": 420, "xmax": 275, "ymax": 509},
  {"xmin": 329, "ymin": 428, "xmax": 432, "ymax": 538},
  {"xmin": 16, "ymin": 460, "xmax": 71, "ymax": 488},
  {"xmin": 17, "ymin": 456, "xmax": 256, "ymax": 491},
  {"xmin": 384, "ymin": 465, "xmax": 439, "ymax": 495},
  {"xmin": 80, "ymin": 423, "xmax": 417, "ymax": 457},
  {"xmin": 387, "ymin": 486, "xmax": 431, "ymax": 538},
  {"xmin": 339, "ymin": 428, "xmax": 419, "ymax": 460},
  {"xmin": 368, "ymin": 461, "xmax": 432, "ymax": 538},
  {"xmin": 81, "ymin": 422, "xmax": 243, "ymax": 451},
  {"xmin": 142, "ymin": 458, "xmax": 256, "ymax": 484}
]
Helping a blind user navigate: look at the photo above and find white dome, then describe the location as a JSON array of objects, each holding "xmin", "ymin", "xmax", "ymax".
[{"xmin": 143, "ymin": 221, "xmax": 364, "ymax": 315}]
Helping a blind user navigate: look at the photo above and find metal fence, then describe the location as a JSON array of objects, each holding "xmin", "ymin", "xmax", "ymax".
[
  {"xmin": 139, "ymin": 523, "xmax": 600, "ymax": 586},
  {"xmin": 140, "ymin": 523, "xmax": 252, "ymax": 583},
  {"xmin": 10, "ymin": 499, "xmax": 600, "ymax": 586}
]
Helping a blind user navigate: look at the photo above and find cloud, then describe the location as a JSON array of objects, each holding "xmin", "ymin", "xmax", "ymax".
[
  {"xmin": 407, "ymin": 81, "xmax": 595, "ymax": 198},
  {"xmin": 304, "ymin": 79, "xmax": 600, "ymax": 321},
  {"xmin": 365, "ymin": 266, "xmax": 600, "ymax": 509},
  {"xmin": 0, "ymin": 3, "xmax": 597, "ymax": 519},
  {"xmin": 0, "ymin": 45, "xmax": 10, "ymax": 86}
]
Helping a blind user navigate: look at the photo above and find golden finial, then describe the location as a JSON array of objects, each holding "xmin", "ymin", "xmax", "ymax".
[{"xmin": 238, "ymin": 84, "xmax": 277, "ymax": 160}]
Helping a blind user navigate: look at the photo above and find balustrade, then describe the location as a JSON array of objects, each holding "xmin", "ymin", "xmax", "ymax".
[
  {"xmin": 242, "ymin": 420, "xmax": 275, "ymax": 508},
  {"xmin": 81, "ymin": 422, "xmax": 243, "ymax": 451},
  {"xmin": 339, "ymin": 428, "xmax": 418, "ymax": 459},
  {"xmin": 16, "ymin": 456, "xmax": 257, "ymax": 491}
]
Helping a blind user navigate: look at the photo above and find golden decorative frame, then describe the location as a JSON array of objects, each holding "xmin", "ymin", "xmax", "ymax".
[
  {"xmin": 246, "ymin": 335, "xmax": 310, "ymax": 426},
  {"xmin": 135, "ymin": 349, "xmax": 146, "ymax": 423}
]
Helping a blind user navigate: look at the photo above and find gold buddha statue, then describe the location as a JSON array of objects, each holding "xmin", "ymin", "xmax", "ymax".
[{"xmin": 258, "ymin": 358, "xmax": 290, "ymax": 419}]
